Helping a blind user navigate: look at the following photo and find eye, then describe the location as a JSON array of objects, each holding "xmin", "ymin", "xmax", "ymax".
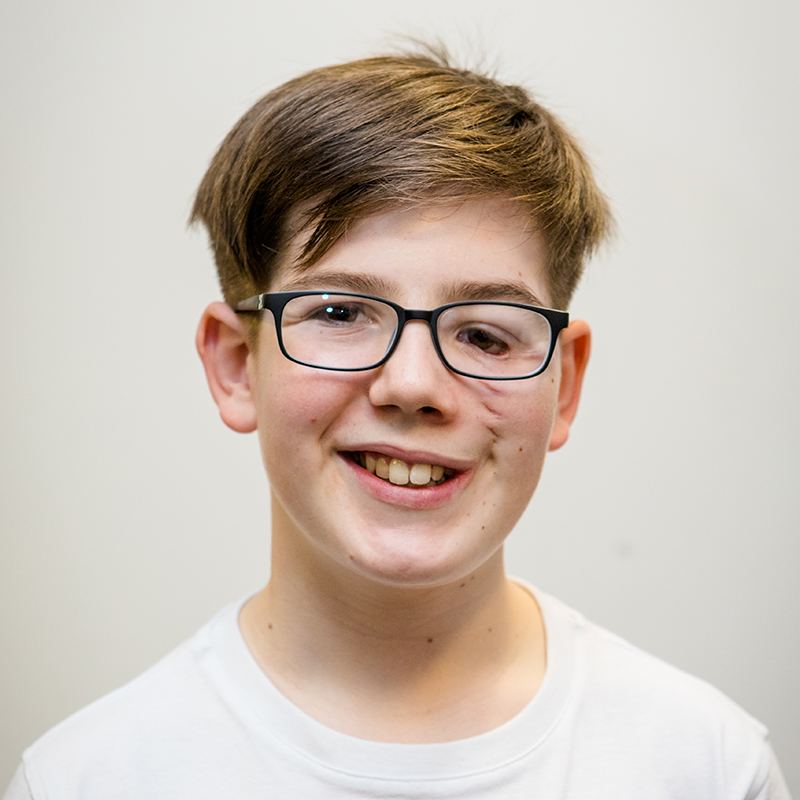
[
  {"xmin": 457, "ymin": 326, "xmax": 510, "ymax": 355},
  {"xmin": 309, "ymin": 302, "xmax": 369, "ymax": 326}
]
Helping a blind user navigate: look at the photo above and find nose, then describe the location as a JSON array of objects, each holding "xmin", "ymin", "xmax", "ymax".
[{"xmin": 367, "ymin": 319, "xmax": 458, "ymax": 417}]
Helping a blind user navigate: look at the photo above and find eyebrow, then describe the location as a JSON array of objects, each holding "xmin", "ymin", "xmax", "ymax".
[
  {"xmin": 438, "ymin": 280, "xmax": 545, "ymax": 307},
  {"xmin": 278, "ymin": 271, "xmax": 396, "ymax": 298},
  {"xmin": 278, "ymin": 271, "xmax": 546, "ymax": 308}
]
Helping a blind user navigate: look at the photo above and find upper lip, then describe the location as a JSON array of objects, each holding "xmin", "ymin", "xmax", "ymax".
[{"xmin": 338, "ymin": 443, "xmax": 475, "ymax": 472}]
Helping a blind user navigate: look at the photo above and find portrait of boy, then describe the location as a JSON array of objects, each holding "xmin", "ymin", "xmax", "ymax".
[{"xmin": 3, "ymin": 45, "xmax": 792, "ymax": 798}]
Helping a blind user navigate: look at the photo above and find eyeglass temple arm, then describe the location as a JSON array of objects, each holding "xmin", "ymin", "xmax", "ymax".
[{"xmin": 234, "ymin": 296, "xmax": 265, "ymax": 312}]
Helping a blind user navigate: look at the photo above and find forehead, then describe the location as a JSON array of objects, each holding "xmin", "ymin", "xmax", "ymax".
[{"xmin": 273, "ymin": 199, "xmax": 552, "ymax": 307}]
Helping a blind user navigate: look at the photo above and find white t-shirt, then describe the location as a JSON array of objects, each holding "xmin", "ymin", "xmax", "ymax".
[{"xmin": 4, "ymin": 587, "xmax": 792, "ymax": 799}]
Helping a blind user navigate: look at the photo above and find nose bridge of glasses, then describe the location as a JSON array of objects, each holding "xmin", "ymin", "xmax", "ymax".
[
  {"xmin": 391, "ymin": 308, "xmax": 444, "ymax": 362},
  {"xmin": 396, "ymin": 308, "xmax": 438, "ymax": 340},
  {"xmin": 403, "ymin": 309, "xmax": 435, "ymax": 322}
]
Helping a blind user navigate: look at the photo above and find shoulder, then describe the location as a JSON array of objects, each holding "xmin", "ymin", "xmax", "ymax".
[
  {"xmin": 574, "ymin": 602, "xmax": 765, "ymax": 739},
  {"xmin": 538, "ymin": 590, "xmax": 786, "ymax": 799},
  {"xmin": 16, "ymin": 605, "xmax": 236, "ymax": 800}
]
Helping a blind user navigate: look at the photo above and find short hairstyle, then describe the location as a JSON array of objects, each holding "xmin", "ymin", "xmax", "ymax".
[{"xmin": 191, "ymin": 48, "xmax": 612, "ymax": 311}]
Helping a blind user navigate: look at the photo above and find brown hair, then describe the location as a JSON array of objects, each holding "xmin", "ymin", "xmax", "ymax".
[{"xmin": 191, "ymin": 48, "xmax": 612, "ymax": 311}]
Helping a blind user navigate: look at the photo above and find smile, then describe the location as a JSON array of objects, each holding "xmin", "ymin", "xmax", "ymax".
[{"xmin": 349, "ymin": 451, "xmax": 455, "ymax": 488}]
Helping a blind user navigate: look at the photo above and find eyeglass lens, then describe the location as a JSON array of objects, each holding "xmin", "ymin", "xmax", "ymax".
[{"xmin": 278, "ymin": 294, "xmax": 553, "ymax": 378}]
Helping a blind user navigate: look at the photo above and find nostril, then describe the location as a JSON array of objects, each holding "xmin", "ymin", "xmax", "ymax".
[{"xmin": 421, "ymin": 406, "xmax": 437, "ymax": 414}]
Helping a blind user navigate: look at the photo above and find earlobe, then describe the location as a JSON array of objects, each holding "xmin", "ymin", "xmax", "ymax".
[
  {"xmin": 548, "ymin": 319, "xmax": 591, "ymax": 452},
  {"xmin": 196, "ymin": 302, "xmax": 258, "ymax": 433}
]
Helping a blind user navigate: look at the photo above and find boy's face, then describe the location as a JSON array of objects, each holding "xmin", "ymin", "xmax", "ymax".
[{"xmin": 202, "ymin": 198, "xmax": 588, "ymax": 590}]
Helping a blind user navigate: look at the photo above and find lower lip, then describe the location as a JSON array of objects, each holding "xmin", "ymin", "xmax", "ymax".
[{"xmin": 340, "ymin": 454, "xmax": 473, "ymax": 510}]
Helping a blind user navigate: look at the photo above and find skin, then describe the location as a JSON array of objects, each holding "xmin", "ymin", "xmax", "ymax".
[{"xmin": 197, "ymin": 198, "xmax": 590, "ymax": 742}]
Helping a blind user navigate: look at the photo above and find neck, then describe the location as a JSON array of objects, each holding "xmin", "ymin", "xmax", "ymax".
[{"xmin": 238, "ymin": 500, "xmax": 547, "ymax": 742}]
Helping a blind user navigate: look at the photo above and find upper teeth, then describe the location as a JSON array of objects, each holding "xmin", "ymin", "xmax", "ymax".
[{"xmin": 362, "ymin": 452, "xmax": 448, "ymax": 486}]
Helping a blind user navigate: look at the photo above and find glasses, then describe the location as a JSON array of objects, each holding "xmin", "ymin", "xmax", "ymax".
[{"xmin": 235, "ymin": 291, "xmax": 569, "ymax": 380}]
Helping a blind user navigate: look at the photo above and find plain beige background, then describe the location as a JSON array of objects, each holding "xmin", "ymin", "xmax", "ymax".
[{"xmin": 1, "ymin": 0, "xmax": 798, "ymax": 793}]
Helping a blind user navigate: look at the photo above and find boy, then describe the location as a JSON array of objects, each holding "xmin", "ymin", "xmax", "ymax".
[{"xmin": 4, "ymin": 49, "xmax": 791, "ymax": 799}]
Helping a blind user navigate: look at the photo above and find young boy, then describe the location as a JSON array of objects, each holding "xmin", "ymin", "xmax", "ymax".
[{"xmin": 4, "ymin": 49, "xmax": 791, "ymax": 799}]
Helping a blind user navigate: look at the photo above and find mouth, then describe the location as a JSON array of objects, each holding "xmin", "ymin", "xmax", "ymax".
[{"xmin": 346, "ymin": 451, "xmax": 456, "ymax": 488}]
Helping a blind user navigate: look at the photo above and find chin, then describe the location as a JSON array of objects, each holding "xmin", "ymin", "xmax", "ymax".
[{"xmin": 338, "ymin": 528, "xmax": 500, "ymax": 589}]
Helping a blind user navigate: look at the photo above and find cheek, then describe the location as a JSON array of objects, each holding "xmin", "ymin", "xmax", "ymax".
[
  {"xmin": 478, "ymin": 382, "xmax": 559, "ymax": 496},
  {"xmin": 253, "ymin": 360, "xmax": 361, "ymax": 469},
  {"xmin": 479, "ymin": 379, "xmax": 559, "ymax": 449}
]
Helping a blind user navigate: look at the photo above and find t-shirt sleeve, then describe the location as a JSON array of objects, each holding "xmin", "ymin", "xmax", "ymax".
[
  {"xmin": 2, "ymin": 764, "xmax": 35, "ymax": 800},
  {"xmin": 746, "ymin": 742, "xmax": 793, "ymax": 800}
]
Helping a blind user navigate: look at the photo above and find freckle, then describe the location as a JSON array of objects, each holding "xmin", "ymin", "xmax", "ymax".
[
  {"xmin": 427, "ymin": 637, "xmax": 433, "ymax": 643},
  {"xmin": 470, "ymin": 575, "xmax": 475, "ymax": 581},
  {"xmin": 488, "ymin": 627, "xmax": 493, "ymax": 633},
  {"xmin": 268, "ymin": 623, "xmax": 273, "ymax": 630},
  {"xmin": 459, "ymin": 583, "xmax": 466, "ymax": 588},
  {"xmin": 519, "ymin": 447, "xmax": 523, "ymax": 452},
  {"xmin": 349, "ymin": 555, "xmax": 354, "ymax": 560},
  {"xmin": 481, "ymin": 526, "xmax": 485, "ymax": 530}
]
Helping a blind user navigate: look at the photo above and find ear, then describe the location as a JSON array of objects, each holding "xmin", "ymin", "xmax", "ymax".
[
  {"xmin": 548, "ymin": 319, "xmax": 591, "ymax": 451},
  {"xmin": 196, "ymin": 302, "xmax": 258, "ymax": 433}
]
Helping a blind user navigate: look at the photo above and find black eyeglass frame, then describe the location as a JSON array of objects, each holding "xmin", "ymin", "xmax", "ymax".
[{"xmin": 235, "ymin": 290, "xmax": 570, "ymax": 381}]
